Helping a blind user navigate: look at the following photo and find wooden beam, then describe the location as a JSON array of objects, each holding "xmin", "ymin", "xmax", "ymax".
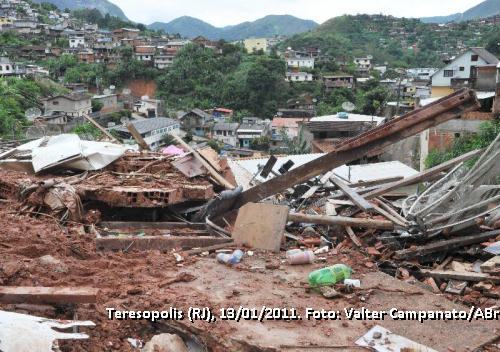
[
  {"xmin": 348, "ymin": 176, "xmax": 404, "ymax": 188},
  {"xmin": 223, "ymin": 89, "xmax": 479, "ymax": 213},
  {"xmin": 330, "ymin": 175, "xmax": 374, "ymax": 211},
  {"xmin": 172, "ymin": 134, "xmax": 235, "ymax": 189},
  {"xmin": 364, "ymin": 148, "xmax": 482, "ymax": 199},
  {"xmin": 96, "ymin": 236, "xmax": 231, "ymax": 252},
  {"xmin": 99, "ymin": 221, "xmax": 207, "ymax": 230},
  {"xmin": 83, "ymin": 114, "xmax": 120, "ymax": 143},
  {"xmin": 0, "ymin": 286, "xmax": 98, "ymax": 305},
  {"xmin": 421, "ymin": 270, "xmax": 500, "ymax": 284},
  {"xmin": 288, "ymin": 212, "xmax": 394, "ymax": 230},
  {"xmin": 345, "ymin": 226, "xmax": 363, "ymax": 247},
  {"xmin": 126, "ymin": 122, "xmax": 150, "ymax": 151},
  {"xmin": 394, "ymin": 229, "xmax": 500, "ymax": 260}
]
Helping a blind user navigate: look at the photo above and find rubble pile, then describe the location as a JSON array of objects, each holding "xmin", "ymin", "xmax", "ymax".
[{"xmin": 0, "ymin": 88, "xmax": 498, "ymax": 351}]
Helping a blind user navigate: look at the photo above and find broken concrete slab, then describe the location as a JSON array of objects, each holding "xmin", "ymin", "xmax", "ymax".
[{"xmin": 232, "ymin": 202, "xmax": 289, "ymax": 252}]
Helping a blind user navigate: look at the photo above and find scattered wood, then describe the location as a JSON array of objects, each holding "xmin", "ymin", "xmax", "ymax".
[
  {"xmin": 232, "ymin": 203, "xmax": 289, "ymax": 252},
  {"xmin": 394, "ymin": 229, "xmax": 500, "ymax": 260},
  {"xmin": 288, "ymin": 212, "xmax": 394, "ymax": 230},
  {"xmin": 99, "ymin": 222, "xmax": 206, "ymax": 230},
  {"xmin": 421, "ymin": 270, "xmax": 500, "ymax": 284},
  {"xmin": 330, "ymin": 175, "xmax": 374, "ymax": 212},
  {"xmin": 126, "ymin": 122, "xmax": 150, "ymax": 151},
  {"xmin": 364, "ymin": 148, "xmax": 483, "ymax": 199},
  {"xmin": 96, "ymin": 236, "xmax": 231, "ymax": 252},
  {"xmin": 172, "ymin": 134, "xmax": 235, "ymax": 189},
  {"xmin": 0, "ymin": 286, "xmax": 98, "ymax": 305},
  {"xmin": 184, "ymin": 241, "xmax": 235, "ymax": 256}
]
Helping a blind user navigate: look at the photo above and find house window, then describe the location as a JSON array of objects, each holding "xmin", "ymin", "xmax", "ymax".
[
  {"xmin": 52, "ymin": 101, "xmax": 59, "ymax": 105},
  {"xmin": 459, "ymin": 67, "xmax": 464, "ymax": 71},
  {"xmin": 471, "ymin": 55, "xmax": 478, "ymax": 62},
  {"xmin": 443, "ymin": 70, "xmax": 454, "ymax": 77}
]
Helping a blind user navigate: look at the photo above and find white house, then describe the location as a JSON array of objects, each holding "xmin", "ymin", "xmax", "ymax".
[
  {"xmin": 354, "ymin": 56, "xmax": 372, "ymax": 73},
  {"xmin": 0, "ymin": 57, "xmax": 14, "ymax": 76},
  {"xmin": 431, "ymin": 47, "xmax": 499, "ymax": 97},
  {"xmin": 111, "ymin": 117, "xmax": 180, "ymax": 151},
  {"xmin": 154, "ymin": 55, "xmax": 175, "ymax": 69},
  {"xmin": 407, "ymin": 68, "xmax": 439, "ymax": 81},
  {"xmin": 286, "ymin": 57, "xmax": 315, "ymax": 69},
  {"xmin": 69, "ymin": 36, "xmax": 85, "ymax": 48},
  {"xmin": 286, "ymin": 71, "xmax": 314, "ymax": 82}
]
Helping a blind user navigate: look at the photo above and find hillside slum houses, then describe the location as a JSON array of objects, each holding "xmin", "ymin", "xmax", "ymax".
[{"xmin": 0, "ymin": 88, "xmax": 498, "ymax": 351}]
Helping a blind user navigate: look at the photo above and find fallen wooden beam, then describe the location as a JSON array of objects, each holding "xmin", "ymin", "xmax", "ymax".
[
  {"xmin": 172, "ymin": 134, "xmax": 235, "ymax": 190},
  {"xmin": 0, "ymin": 286, "xmax": 98, "ymax": 305},
  {"xmin": 96, "ymin": 236, "xmax": 231, "ymax": 252},
  {"xmin": 330, "ymin": 175, "xmax": 374, "ymax": 212},
  {"xmin": 421, "ymin": 270, "xmax": 500, "ymax": 284},
  {"xmin": 364, "ymin": 148, "xmax": 483, "ymax": 199},
  {"xmin": 288, "ymin": 212, "xmax": 394, "ymax": 230},
  {"xmin": 126, "ymin": 123, "xmax": 150, "ymax": 151},
  {"xmin": 348, "ymin": 176, "xmax": 404, "ymax": 188},
  {"xmin": 205, "ymin": 89, "xmax": 480, "ymax": 219},
  {"xmin": 394, "ymin": 229, "xmax": 500, "ymax": 260},
  {"xmin": 83, "ymin": 114, "xmax": 120, "ymax": 143}
]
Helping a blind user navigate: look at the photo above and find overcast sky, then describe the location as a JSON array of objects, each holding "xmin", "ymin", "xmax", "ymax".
[{"xmin": 111, "ymin": 0, "xmax": 486, "ymax": 26}]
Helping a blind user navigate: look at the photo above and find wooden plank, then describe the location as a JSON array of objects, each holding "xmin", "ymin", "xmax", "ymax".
[
  {"xmin": 99, "ymin": 222, "xmax": 206, "ymax": 230},
  {"xmin": 221, "ymin": 89, "xmax": 480, "ymax": 215},
  {"xmin": 288, "ymin": 212, "xmax": 394, "ymax": 230},
  {"xmin": 96, "ymin": 236, "xmax": 231, "ymax": 252},
  {"xmin": 172, "ymin": 134, "xmax": 235, "ymax": 189},
  {"xmin": 348, "ymin": 176, "xmax": 404, "ymax": 188},
  {"xmin": 364, "ymin": 148, "xmax": 483, "ymax": 199},
  {"xmin": 83, "ymin": 114, "xmax": 120, "ymax": 143},
  {"xmin": 330, "ymin": 175, "xmax": 374, "ymax": 211},
  {"xmin": 232, "ymin": 203, "xmax": 289, "ymax": 252},
  {"xmin": 345, "ymin": 226, "xmax": 363, "ymax": 247},
  {"xmin": 394, "ymin": 229, "xmax": 500, "ymax": 260},
  {"xmin": 126, "ymin": 123, "xmax": 150, "ymax": 151},
  {"xmin": 0, "ymin": 286, "xmax": 98, "ymax": 304},
  {"xmin": 421, "ymin": 270, "xmax": 500, "ymax": 284},
  {"xmin": 184, "ymin": 241, "xmax": 235, "ymax": 256}
]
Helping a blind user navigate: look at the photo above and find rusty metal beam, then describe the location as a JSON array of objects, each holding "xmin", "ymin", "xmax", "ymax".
[{"xmin": 204, "ymin": 89, "xmax": 480, "ymax": 219}]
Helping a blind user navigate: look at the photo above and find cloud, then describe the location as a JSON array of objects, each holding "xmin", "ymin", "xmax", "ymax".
[{"xmin": 110, "ymin": 0, "xmax": 486, "ymax": 26}]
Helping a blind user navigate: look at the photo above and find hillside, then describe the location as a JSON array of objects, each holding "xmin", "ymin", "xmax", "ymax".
[
  {"xmin": 32, "ymin": 0, "xmax": 128, "ymax": 20},
  {"xmin": 421, "ymin": 0, "xmax": 500, "ymax": 23},
  {"xmin": 148, "ymin": 15, "xmax": 318, "ymax": 40},
  {"xmin": 283, "ymin": 14, "xmax": 498, "ymax": 67}
]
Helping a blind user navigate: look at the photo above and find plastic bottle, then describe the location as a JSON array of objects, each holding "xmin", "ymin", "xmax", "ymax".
[
  {"xmin": 308, "ymin": 264, "xmax": 353, "ymax": 288},
  {"xmin": 287, "ymin": 250, "xmax": 315, "ymax": 265},
  {"xmin": 217, "ymin": 250, "xmax": 244, "ymax": 265}
]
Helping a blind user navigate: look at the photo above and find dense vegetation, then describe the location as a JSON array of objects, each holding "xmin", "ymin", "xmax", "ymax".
[
  {"xmin": 0, "ymin": 76, "xmax": 67, "ymax": 137},
  {"xmin": 71, "ymin": 8, "xmax": 146, "ymax": 31},
  {"xmin": 425, "ymin": 120, "xmax": 500, "ymax": 168},
  {"xmin": 283, "ymin": 15, "xmax": 499, "ymax": 67}
]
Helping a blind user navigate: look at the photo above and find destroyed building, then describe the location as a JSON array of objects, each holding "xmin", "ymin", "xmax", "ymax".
[{"xmin": 0, "ymin": 88, "xmax": 498, "ymax": 351}]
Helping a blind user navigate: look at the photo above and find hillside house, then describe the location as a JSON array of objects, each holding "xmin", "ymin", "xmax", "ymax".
[
  {"xmin": 42, "ymin": 93, "xmax": 92, "ymax": 117},
  {"xmin": 323, "ymin": 75, "xmax": 355, "ymax": 92},
  {"xmin": 135, "ymin": 46, "xmax": 155, "ymax": 62},
  {"xmin": 243, "ymin": 38, "xmax": 268, "ymax": 53},
  {"xmin": 0, "ymin": 57, "xmax": 13, "ymax": 76},
  {"xmin": 286, "ymin": 57, "xmax": 315, "ymax": 70},
  {"xmin": 212, "ymin": 122, "xmax": 239, "ymax": 147},
  {"xmin": 69, "ymin": 34, "xmax": 85, "ymax": 48},
  {"xmin": 270, "ymin": 118, "xmax": 308, "ymax": 152},
  {"xmin": 303, "ymin": 113, "xmax": 385, "ymax": 153},
  {"xmin": 177, "ymin": 108, "xmax": 213, "ymax": 137},
  {"xmin": 112, "ymin": 28, "xmax": 140, "ymax": 42},
  {"xmin": 354, "ymin": 56, "xmax": 372, "ymax": 76},
  {"xmin": 134, "ymin": 97, "xmax": 164, "ymax": 117},
  {"xmin": 431, "ymin": 47, "xmax": 499, "ymax": 97},
  {"xmin": 286, "ymin": 71, "xmax": 314, "ymax": 82},
  {"xmin": 237, "ymin": 117, "xmax": 271, "ymax": 148},
  {"xmin": 154, "ymin": 54, "xmax": 175, "ymax": 69},
  {"xmin": 111, "ymin": 117, "xmax": 180, "ymax": 151},
  {"xmin": 92, "ymin": 94, "xmax": 118, "ymax": 113}
]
